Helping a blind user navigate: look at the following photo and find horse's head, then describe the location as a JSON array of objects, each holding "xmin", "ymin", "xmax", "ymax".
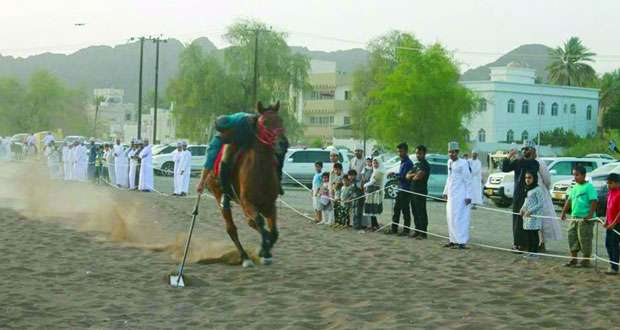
[{"xmin": 255, "ymin": 101, "xmax": 285, "ymax": 146}]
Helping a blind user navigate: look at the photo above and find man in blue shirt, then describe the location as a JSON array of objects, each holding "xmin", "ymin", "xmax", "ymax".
[
  {"xmin": 197, "ymin": 112, "xmax": 255, "ymax": 207},
  {"xmin": 391, "ymin": 142, "xmax": 414, "ymax": 235}
]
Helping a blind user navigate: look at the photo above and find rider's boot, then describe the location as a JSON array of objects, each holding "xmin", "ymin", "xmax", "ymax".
[{"xmin": 219, "ymin": 161, "xmax": 233, "ymax": 209}]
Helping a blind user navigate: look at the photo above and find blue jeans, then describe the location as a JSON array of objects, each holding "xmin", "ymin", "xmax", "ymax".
[{"xmin": 606, "ymin": 226, "xmax": 620, "ymax": 271}]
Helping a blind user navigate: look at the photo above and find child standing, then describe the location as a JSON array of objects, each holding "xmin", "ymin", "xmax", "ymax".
[
  {"xmin": 347, "ymin": 169, "xmax": 364, "ymax": 230},
  {"xmin": 519, "ymin": 171, "xmax": 544, "ymax": 259},
  {"xmin": 604, "ymin": 173, "xmax": 620, "ymax": 275},
  {"xmin": 339, "ymin": 176, "xmax": 353, "ymax": 227},
  {"xmin": 312, "ymin": 161, "xmax": 323, "ymax": 223},
  {"xmin": 561, "ymin": 165, "xmax": 598, "ymax": 268},
  {"xmin": 330, "ymin": 163, "xmax": 344, "ymax": 227},
  {"xmin": 318, "ymin": 172, "xmax": 334, "ymax": 225}
]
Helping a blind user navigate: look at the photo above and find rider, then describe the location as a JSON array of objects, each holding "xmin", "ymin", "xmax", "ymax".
[
  {"xmin": 199, "ymin": 111, "xmax": 256, "ymax": 207},
  {"xmin": 197, "ymin": 107, "xmax": 288, "ymax": 206}
]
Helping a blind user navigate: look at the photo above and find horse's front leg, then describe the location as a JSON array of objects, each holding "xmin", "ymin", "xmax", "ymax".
[
  {"xmin": 219, "ymin": 196, "xmax": 254, "ymax": 268},
  {"xmin": 242, "ymin": 203, "xmax": 274, "ymax": 265},
  {"xmin": 266, "ymin": 214, "xmax": 278, "ymax": 248}
]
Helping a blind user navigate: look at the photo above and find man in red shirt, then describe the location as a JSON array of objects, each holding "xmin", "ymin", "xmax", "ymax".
[{"xmin": 604, "ymin": 173, "xmax": 620, "ymax": 275}]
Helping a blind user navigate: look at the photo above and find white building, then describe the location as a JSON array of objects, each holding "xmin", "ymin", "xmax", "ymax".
[
  {"xmin": 91, "ymin": 88, "xmax": 135, "ymax": 139},
  {"xmin": 123, "ymin": 106, "xmax": 176, "ymax": 144},
  {"xmin": 462, "ymin": 63, "xmax": 599, "ymax": 147}
]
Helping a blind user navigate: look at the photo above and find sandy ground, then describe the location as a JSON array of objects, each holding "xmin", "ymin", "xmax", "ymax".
[{"xmin": 1, "ymin": 161, "xmax": 619, "ymax": 329}]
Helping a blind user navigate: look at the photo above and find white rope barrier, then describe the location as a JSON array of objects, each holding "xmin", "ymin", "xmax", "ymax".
[
  {"xmin": 279, "ymin": 167, "xmax": 620, "ymax": 264},
  {"xmin": 5, "ymin": 158, "xmax": 620, "ymax": 268},
  {"xmin": 283, "ymin": 170, "xmax": 387, "ymax": 204},
  {"xmin": 396, "ymin": 187, "xmax": 602, "ymax": 224}
]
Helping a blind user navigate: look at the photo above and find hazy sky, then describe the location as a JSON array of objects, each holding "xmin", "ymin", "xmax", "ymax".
[{"xmin": 3, "ymin": 0, "xmax": 620, "ymax": 72}]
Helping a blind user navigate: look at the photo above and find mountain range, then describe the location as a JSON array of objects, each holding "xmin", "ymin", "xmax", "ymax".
[
  {"xmin": 460, "ymin": 44, "xmax": 554, "ymax": 82},
  {"xmin": 0, "ymin": 38, "xmax": 555, "ymax": 103}
]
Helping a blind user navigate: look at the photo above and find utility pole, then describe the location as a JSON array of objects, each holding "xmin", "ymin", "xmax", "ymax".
[
  {"xmin": 137, "ymin": 36, "xmax": 145, "ymax": 140},
  {"xmin": 152, "ymin": 36, "xmax": 166, "ymax": 144},
  {"xmin": 93, "ymin": 96, "xmax": 104, "ymax": 138},
  {"xmin": 252, "ymin": 29, "xmax": 259, "ymax": 107}
]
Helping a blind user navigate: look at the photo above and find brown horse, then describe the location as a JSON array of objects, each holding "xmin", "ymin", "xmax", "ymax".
[{"xmin": 204, "ymin": 101, "xmax": 284, "ymax": 267}]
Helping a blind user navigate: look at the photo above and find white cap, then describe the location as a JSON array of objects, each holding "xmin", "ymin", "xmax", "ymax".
[{"xmin": 448, "ymin": 141, "xmax": 460, "ymax": 151}]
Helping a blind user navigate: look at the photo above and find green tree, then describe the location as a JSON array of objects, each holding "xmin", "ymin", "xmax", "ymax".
[
  {"xmin": 564, "ymin": 129, "xmax": 620, "ymax": 158},
  {"xmin": 354, "ymin": 31, "xmax": 476, "ymax": 150},
  {"xmin": 547, "ymin": 37, "xmax": 597, "ymax": 87},
  {"xmin": 533, "ymin": 128, "xmax": 582, "ymax": 147},
  {"xmin": 167, "ymin": 42, "xmax": 245, "ymax": 142},
  {"xmin": 0, "ymin": 77, "xmax": 27, "ymax": 135},
  {"xmin": 598, "ymin": 69, "xmax": 620, "ymax": 130},
  {"xmin": 224, "ymin": 19, "xmax": 309, "ymax": 141},
  {"xmin": 352, "ymin": 32, "xmax": 424, "ymax": 151},
  {"xmin": 0, "ymin": 71, "xmax": 89, "ymax": 136}
]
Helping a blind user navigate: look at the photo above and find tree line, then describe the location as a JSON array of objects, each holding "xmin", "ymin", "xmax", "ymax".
[
  {"xmin": 0, "ymin": 71, "xmax": 90, "ymax": 137},
  {"xmin": 167, "ymin": 19, "xmax": 308, "ymax": 143}
]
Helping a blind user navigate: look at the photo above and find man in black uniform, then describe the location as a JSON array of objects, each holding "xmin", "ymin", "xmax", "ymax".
[
  {"xmin": 407, "ymin": 145, "xmax": 431, "ymax": 239},
  {"xmin": 502, "ymin": 140, "xmax": 540, "ymax": 251}
]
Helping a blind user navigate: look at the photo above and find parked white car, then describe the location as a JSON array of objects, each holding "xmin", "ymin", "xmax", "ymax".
[
  {"xmin": 152, "ymin": 145, "xmax": 208, "ymax": 176},
  {"xmin": 550, "ymin": 161, "xmax": 620, "ymax": 205},
  {"xmin": 585, "ymin": 153, "xmax": 616, "ymax": 160},
  {"xmin": 281, "ymin": 148, "xmax": 350, "ymax": 186},
  {"xmin": 484, "ymin": 157, "xmax": 614, "ymax": 208}
]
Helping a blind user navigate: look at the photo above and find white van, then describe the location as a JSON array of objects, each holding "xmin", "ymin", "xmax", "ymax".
[
  {"xmin": 282, "ymin": 148, "xmax": 350, "ymax": 186},
  {"xmin": 484, "ymin": 157, "xmax": 613, "ymax": 208},
  {"xmin": 152, "ymin": 145, "xmax": 208, "ymax": 176}
]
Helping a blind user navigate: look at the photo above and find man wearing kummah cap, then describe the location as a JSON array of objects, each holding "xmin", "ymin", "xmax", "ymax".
[
  {"xmin": 443, "ymin": 141, "xmax": 473, "ymax": 249},
  {"xmin": 502, "ymin": 139, "xmax": 540, "ymax": 251}
]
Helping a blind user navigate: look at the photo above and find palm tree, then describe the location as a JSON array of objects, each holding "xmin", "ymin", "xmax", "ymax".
[{"xmin": 547, "ymin": 37, "xmax": 597, "ymax": 87}]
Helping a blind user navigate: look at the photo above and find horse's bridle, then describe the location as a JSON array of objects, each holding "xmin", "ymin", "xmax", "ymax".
[{"xmin": 256, "ymin": 111, "xmax": 284, "ymax": 147}]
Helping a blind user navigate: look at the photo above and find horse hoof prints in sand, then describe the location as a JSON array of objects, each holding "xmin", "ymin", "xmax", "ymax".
[{"xmin": 206, "ymin": 101, "xmax": 284, "ymax": 268}]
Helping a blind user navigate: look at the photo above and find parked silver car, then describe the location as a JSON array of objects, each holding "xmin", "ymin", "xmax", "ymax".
[
  {"xmin": 384, "ymin": 160, "xmax": 448, "ymax": 199},
  {"xmin": 281, "ymin": 148, "xmax": 350, "ymax": 186}
]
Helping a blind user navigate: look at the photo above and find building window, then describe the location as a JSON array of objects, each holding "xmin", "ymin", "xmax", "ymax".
[
  {"xmin": 320, "ymin": 91, "xmax": 335, "ymax": 100},
  {"xmin": 521, "ymin": 130, "xmax": 529, "ymax": 142},
  {"xmin": 479, "ymin": 98, "xmax": 487, "ymax": 112},
  {"xmin": 343, "ymin": 116, "xmax": 351, "ymax": 125},
  {"xmin": 478, "ymin": 129, "xmax": 486, "ymax": 142},
  {"xmin": 551, "ymin": 102, "xmax": 559, "ymax": 116},
  {"xmin": 344, "ymin": 90, "xmax": 352, "ymax": 100},
  {"xmin": 309, "ymin": 116, "xmax": 335, "ymax": 126},
  {"xmin": 587, "ymin": 105, "xmax": 592, "ymax": 120},
  {"xmin": 537, "ymin": 101, "xmax": 545, "ymax": 115},
  {"xmin": 522, "ymin": 100, "xmax": 529, "ymax": 114},
  {"xmin": 570, "ymin": 103, "xmax": 576, "ymax": 114},
  {"xmin": 506, "ymin": 130, "xmax": 514, "ymax": 143},
  {"xmin": 507, "ymin": 99, "xmax": 515, "ymax": 113}
]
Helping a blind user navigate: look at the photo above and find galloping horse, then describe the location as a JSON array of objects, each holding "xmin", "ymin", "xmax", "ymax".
[{"xmin": 206, "ymin": 101, "xmax": 284, "ymax": 267}]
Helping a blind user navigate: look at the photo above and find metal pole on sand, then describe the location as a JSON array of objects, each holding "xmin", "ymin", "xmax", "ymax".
[{"xmin": 169, "ymin": 194, "xmax": 202, "ymax": 288}]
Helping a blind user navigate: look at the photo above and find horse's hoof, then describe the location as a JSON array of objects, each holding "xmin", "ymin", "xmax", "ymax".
[
  {"xmin": 242, "ymin": 259, "xmax": 255, "ymax": 268},
  {"xmin": 260, "ymin": 257, "xmax": 273, "ymax": 265}
]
